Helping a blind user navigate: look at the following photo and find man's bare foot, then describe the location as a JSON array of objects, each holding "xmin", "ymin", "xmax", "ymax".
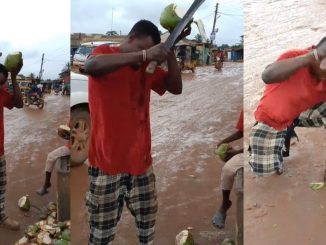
[
  {"xmin": 0, "ymin": 217, "xmax": 20, "ymax": 231},
  {"xmin": 36, "ymin": 183, "xmax": 51, "ymax": 196}
]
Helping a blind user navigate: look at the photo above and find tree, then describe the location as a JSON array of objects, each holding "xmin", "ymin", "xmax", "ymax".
[
  {"xmin": 219, "ymin": 44, "xmax": 230, "ymax": 50},
  {"xmin": 30, "ymin": 73, "xmax": 35, "ymax": 80},
  {"xmin": 61, "ymin": 62, "xmax": 70, "ymax": 73},
  {"xmin": 194, "ymin": 34, "xmax": 203, "ymax": 43}
]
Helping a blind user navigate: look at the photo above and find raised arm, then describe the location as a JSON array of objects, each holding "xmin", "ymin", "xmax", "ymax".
[
  {"xmin": 10, "ymin": 62, "xmax": 23, "ymax": 108},
  {"xmin": 84, "ymin": 43, "xmax": 168, "ymax": 77},
  {"xmin": 262, "ymin": 52, "xmax": 314, "ymax": 84}
]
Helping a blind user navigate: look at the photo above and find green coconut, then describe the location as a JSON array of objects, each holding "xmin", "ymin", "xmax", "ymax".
[
  {"xmin": 25, "ymin": 224, "xmax": 39, "ymax": 238},
  {"xmin": 160, "ymin": 3, "xmax": 185, "ymax": 32},
  {"xmin": 309, "ymin": 182, "xmax": 324, "ymax": 191},
  {"xmin": 215, "ymin": 143, "xmax": 231, "ymax": 161},
  {"xmin": 47, "ymin": 201, "xmax": 57, "ymax": 212},
  {"xmin": 54, "ymin": 239, "xmax": 70, "ymax": 245},
  {"xmin": 221, "ymin": 238, "xmax": 236, "ymax": 245},
  {"xmin": 175, "ymin": 230, "xmax": 195, "ymax": 245},
  {"xmin": 61, "ymin": 229, "xmax": 71, "ymax": 241},
  {"xmin": 5, "ymin": 51, "xmax": 22, "ymax": 72},
  {"xmin": 18, "ymin": 195, "xmax": 31, "ymax": 212}
]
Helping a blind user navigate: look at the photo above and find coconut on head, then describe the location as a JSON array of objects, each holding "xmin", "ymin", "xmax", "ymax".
[
  {"xmin": 5, "ymin": 52, "xmax": 22, "ymax": 72},
  {"xmin": 160, "ymin": 3, "xmax": 186, "ymax": 32}
]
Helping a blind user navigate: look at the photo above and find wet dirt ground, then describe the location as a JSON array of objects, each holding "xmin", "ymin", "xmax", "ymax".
[
  {"xmin": 71, "ymin": 63, "xmax": 243, "ymax": 245},
  {"xmin": 244, "ymin": 0, "xmax": 326, "ymax": 244},
  {"xmin": 0, "ymin": 94, "xmax": 70, "ymax": 244}
]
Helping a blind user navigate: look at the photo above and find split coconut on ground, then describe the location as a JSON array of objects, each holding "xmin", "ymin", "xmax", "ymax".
[{"xmin": 16, "ymin": 198, "xmax": 70, "ymax": 245}]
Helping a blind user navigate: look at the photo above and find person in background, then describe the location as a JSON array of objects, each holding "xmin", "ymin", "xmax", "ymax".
[
  {"xmin": 0, "ymin": 62, "xmax": 23, "ymax": 230},
  {"xmin": 212, "ymin": 110, "xmax": 243, "ymax": 229},
  {"xmin": 36, "ymin": 124, "xmax": 70, "ymax": 195}
]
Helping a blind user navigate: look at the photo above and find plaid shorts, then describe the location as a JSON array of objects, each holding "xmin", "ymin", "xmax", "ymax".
[
  {"xmin": 249, "ymin": 102, "xmax": 326, "ymax": 175},
  {"xmin": 297, "ymin": 102, "xmax": 326, "ymax": 128},
  {"xmin": 249, "ymin": 123, "xmax": 287, "ymax": 175},
  {"xmin": 0, "ymin": 156, "xmax": 6, "ymax": 222},
  {"xmin": 86, "ymin": 166, "xmax": 158, "ymax": 245}
]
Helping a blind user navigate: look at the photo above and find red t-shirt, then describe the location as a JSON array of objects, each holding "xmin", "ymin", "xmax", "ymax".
[
  {"xmin": 0, "ymin": 87, "xmax": 14, "ymax": 156},
  {"xmin": 88, "ymin": 45, "xmax": 167, "ymax": 175},
  {"xmin": 236, "ymin": 110, "xmax": 244, "ymax": 132},
  {"xmin": 255, "ymin": 48, "xmax": 326, "ymax": 130}
]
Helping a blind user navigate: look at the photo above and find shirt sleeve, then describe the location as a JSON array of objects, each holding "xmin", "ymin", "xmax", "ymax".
[
  {"xmin": 150, "ymin": 68, "xmax": 168, "ymax": 96},
  {"xmin": 276, "ymin": 49, "xmax": 310, "ymax": 61},
  {"xmin": 91, "ymin": 44, "xmax": 116, "ymax": 56},
  {"xmin": 1, "ymin": 88, "xmax": 14, "ymax": 110},
  {"xmin": 235, "ymin": 110, "xmax": 244, "ymax": 132}
]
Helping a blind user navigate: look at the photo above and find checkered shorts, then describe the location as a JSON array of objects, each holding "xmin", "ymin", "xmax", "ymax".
[
  {"xmin": 86, "ymin": 166, "xmax": 158, "ymax": 245},
  {"xmin": 249, "ymin": 123, "xmax": 287, "ymax": 175},
  {"xmin": 0, "ymin": 157, "xmax": 6, "ymax": 222},
  {"xmin": 297, "ymin": 102, "xmax": 326, "ymax": 128},
  {"xmin": 249, "ymin": 102, "xmax": 326, "ymax": 175}
]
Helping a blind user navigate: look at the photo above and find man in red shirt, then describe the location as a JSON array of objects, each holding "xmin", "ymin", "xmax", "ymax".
[
  {"xmin": 84, "ymin": 20, "xmax": 189, "ymax": 244},
  {"xmin": 212, "ymin": 110, "xmax": 243, "ymax": 229},
  {"xmin": 0, "ymin": 62, "xmax": 23, "ymax": 230},
  {"xmin": 249, "ymin": 37, "xmax": 326, "ymax": 175}
]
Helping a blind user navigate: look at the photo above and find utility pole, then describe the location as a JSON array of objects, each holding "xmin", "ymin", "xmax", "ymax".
[
  {"xmin": 210, "ymin": 3, "xmax": 219, "ymax": 45},
  {"xmin": 111, "ymin": 8, "xmax": 114, "ymax": 32},
  {"xmin": 39, "ymin": 53, "xmax": 44, "ymax": 81}
]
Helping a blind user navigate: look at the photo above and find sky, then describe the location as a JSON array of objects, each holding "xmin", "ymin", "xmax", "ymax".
[
  {"xmin": 0, "ymin": 0, "xmax": 70, "ymax": 80},
  {"xmin": 71, "ymin": 0, "xmax": 243, "ymax": 45}
]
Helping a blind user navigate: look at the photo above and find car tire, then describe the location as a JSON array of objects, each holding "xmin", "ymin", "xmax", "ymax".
[{"xmin": 71, "ymin": 107, "xmax": 90, "ymax": 166}]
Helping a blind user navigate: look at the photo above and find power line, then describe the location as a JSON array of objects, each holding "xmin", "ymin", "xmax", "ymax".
[{"xmin": 218, "ymin": 11, "xmax": 243, "ymax": 16}]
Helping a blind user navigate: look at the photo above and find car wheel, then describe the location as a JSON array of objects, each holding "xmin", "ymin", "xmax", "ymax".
[{"xmin": 71, "ymin": 107, "xmax": 90, "ymax": 166}]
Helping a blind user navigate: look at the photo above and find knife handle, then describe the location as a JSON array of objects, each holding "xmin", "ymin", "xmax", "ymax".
[{"xmin": 146, "ymin": 61, "xmax": 158, "ymax": 74}]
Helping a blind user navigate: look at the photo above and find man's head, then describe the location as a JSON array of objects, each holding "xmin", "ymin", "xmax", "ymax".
[
  {"xmin": 311, "ymin": 37, "xmax": 326, "ymax": 80},
  {"xmin": 122, "ymin": 20, "xmax": 161, "ymax": 53},
  {"xmin": 0, "ymin": 64, "xmax": 8, "ymax": 86}
]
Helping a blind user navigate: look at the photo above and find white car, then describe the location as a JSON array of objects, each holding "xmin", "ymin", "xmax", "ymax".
[
  {"xmin": 70, "ymin": 72, "xmax": 90, "ymax": 164},
  {"xmin": 72, "ymin": 41, "xmax": 119, "ymax": 72}
]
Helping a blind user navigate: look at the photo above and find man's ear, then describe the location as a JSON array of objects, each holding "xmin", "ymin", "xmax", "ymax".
[
  {"xmin": 321, "ymin": 57, "xmax": 326, "ymax": 71},
  {"xmin": 128, "ymin": 34, "xmax": 136, "ymax": 44}
]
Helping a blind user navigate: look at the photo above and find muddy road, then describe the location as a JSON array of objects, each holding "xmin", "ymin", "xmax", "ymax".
[
  {"xmin": 71, "ymin": 63, "xmax": 243, "ymax": 244},
  {"xmin": 244, "ymin": 0, "xmax": 326, "ymax": 244},
  {"xmin": 0, "ymin": 94, "xmax": 70, "ymax": 244}
]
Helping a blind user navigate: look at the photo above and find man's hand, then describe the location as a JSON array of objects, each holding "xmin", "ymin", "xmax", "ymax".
[
  {"xmin": 224, "ymin": 148, "xmax": 242, "ymax": 162},
  {"xmin": 173, "ymin": 24, "xmax": 192, "ymax": 47},
  {"xmin": 316, "ymin": 40, "xmax": 326, "ymax": 60},
  {"xmin": 10, "ymin": 61, "xmax": 24, "ymax": 108},
  {"xmin": 146, "ymin": 43, "xmax": 169, "ymax": 63},
  {"xmin": 10, "ymin": 61, "xmax": 23, "ymax": 79},
  {"xmin": 216, "ymin": 141, "xmax": 226, "ymax": 149}
]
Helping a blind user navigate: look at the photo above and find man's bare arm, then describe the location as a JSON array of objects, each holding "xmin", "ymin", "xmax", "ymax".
[
  {"xmin": 85, "ymin": 43, "xmax": 168, "ymax": 77},
  {"xmin": 164, "ymin": 51, "xmax": 182, "ymax": 95},
  {"xmin": 11, "ymin": 62, "xmax": 23, "ymax": 108},
  {"xmin": 262, "ymin": 53, "xmax": 314, "ymax": 84}
]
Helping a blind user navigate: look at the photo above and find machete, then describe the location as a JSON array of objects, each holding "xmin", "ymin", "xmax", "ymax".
[{"xmin": 146, "ymin": 0, "xmax": 206, "ymax": 74}]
